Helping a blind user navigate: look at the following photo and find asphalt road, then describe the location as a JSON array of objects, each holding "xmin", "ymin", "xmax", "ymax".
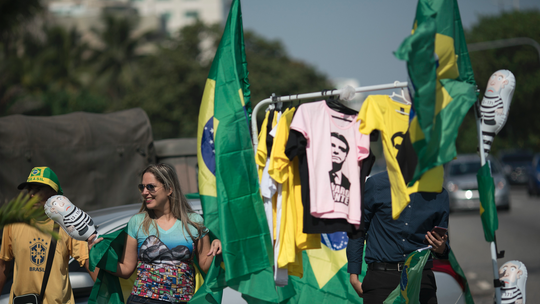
[{"xmin": 449, "ymin": 185, "xmax": 539, "ymax": 303}]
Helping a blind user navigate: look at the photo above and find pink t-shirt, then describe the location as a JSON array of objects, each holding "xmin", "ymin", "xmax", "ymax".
[{"xmin": 289, "ymin": 101, "xmax": 369, "ymax": 225}]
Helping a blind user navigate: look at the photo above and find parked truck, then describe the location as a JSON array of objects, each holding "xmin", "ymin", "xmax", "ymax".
[{"xmin": 0, "ymin": 108, "xmax": 198, "ymax": 211}]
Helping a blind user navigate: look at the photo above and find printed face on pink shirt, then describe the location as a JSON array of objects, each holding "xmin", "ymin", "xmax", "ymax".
[{"xmin": 331, "ymin": 135, "xmax": 349, "ymax": 165}]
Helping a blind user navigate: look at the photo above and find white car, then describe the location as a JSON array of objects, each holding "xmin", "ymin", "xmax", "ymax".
[{"xmin": 0, "ymin": 200, "xmax": 466, "ymax": 304}]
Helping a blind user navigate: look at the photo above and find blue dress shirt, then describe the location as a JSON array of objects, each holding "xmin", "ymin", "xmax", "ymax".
[{"xmin": 346, "ymin": 171, "xmax": 450, "ymax": 274}]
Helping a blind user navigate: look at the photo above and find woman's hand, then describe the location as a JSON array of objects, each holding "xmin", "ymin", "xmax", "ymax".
[
  {"xmin": 207, "ymin": 239, "xmax": 222, "ymax": 256},
  {"xmin": 88, "ymin": 234, "xmax": 104, "ymax": 251}
]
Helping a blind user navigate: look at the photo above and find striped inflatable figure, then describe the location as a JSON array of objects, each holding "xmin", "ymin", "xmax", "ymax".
[
  {"xmin": 45, "ymin": 195, "xmax": 98, "ymax": 241},
  {"xmin": 478, "ymin": 70, "xmax": 516, "ymax": 156}
]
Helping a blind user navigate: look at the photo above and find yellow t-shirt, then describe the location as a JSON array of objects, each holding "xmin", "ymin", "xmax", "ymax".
[
  {"xmin": 269, "ymin": 108, "xmax": 320, "ymax": 278},
  {"xmin": 0, "ymin": 220, "xmax": 89, "ymax": 304},
  {"xmin": 358, "ymin": 95, "xmax": 443, "ymax": 219},
  {"xmin": 256, "ymin": 110, "xmax": 271, "ymax": 182}
]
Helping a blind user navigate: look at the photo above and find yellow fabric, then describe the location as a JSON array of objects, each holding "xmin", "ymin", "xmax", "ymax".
[
  {"xmin": 292, "ymin": 157, "xmax": 321, "ymax": 251},
  {"xmin": 358, "ymin": 95, "xmax": 442, "ymax": 219},
  {"xmin": 268, "ymin": 108, "xmax": 320, "ymax": 278},
  {"xmin": 196, "ymin": 78, "xmax": 217, "ymax": 198},
  {"xmin": 120, "ymin": 271, "xmax": 138, "ymax": 301},
  {"xmin": 434, "ymin": 33, "xmax": 459, "ymax": 80},
  {"xmin": 268, "ymin": 108, "xmax": 293, "ymax": 184},
  {"xmin": 256, "ymin": 111, "xmax": 270, "ymax": 182},
  {"xmin": 435, "ymin": 80, "xmax": 453, "ymax": 115},
  {"xmin": 194, "ymin": 263, "xmax": 204, "ymax": 294},
  {"xmin": 0, "ymin": 220, "xmax": 89, "ymax": 304},
  {"xmin": 306, "ymin": 243, "xmax": 347, "ymax": 289}
]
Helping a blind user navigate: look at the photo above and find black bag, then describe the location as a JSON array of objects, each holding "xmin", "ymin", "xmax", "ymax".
[
  {"xmin": 12, "ymin": 225, "xmax": 59, "ymax": 304},
  {"xmin": 13, "ymin": 294, "xmax": 40, "ymax": 304}
]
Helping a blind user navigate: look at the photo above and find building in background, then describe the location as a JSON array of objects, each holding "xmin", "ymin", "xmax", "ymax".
[
  {"xmin": 45, "ymin": 0, "xmax": 223, "ymax": 39},
  {"xmin": 130, "ymin": 0, "xmax": 223, "ymax": 34}
]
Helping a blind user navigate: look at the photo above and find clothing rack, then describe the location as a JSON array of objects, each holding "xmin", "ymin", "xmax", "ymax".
[{"xmin": 251, "ymin": 81, "xmax": 408, "ymax": 148}]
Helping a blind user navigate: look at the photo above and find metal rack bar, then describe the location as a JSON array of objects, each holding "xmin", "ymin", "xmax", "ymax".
[{"xmin": 251, "ymin": 81, "xmax": 408, "ymax": 148}]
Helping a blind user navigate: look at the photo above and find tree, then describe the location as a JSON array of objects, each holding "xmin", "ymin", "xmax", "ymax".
[
  {"xmin": 0, "ymin": 0, "xmax": 43, "ymax": 55},
  {"xmin": 1, "ymin": 25, "xmax": 109, "ymax": 116},
  {"xmin": 0, "ymin": 16, "xmax": 332, "ymax": 140},
  {"xmin": 121, "ymin": 21, "xmax": 332, "ymax": 139},
  {"xmin": 458, "ymin": 9, "xmax": 540, "ymax": 154},
  {"xmin": 88, "ymin": 13, "xmax": 155, "ymax": 103},
  {"xmin": 0, "ymin": 0, "xmax": 43, "ymax": 115}
]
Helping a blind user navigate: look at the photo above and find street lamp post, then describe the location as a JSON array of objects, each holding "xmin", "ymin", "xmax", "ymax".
[{"xmin": 467, "ymin": 37, "xmax": 540, "ymax": 62}]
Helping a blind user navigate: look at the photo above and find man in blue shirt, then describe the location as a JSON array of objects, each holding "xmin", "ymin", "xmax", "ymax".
[{"xmin": 346, "ymin": 171, "xmax": 450, "ymax": 303}]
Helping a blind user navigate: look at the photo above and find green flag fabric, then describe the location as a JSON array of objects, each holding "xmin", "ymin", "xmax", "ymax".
[
  {"xmin": 394, "ymin": 0, "xmax": 478, "ymax": 185},
  {"xmin": 383, "ymin": 249, "xmax": 431, "ymax": 304},
  {"xmin": 88, "ymin": 227, "xmax": 134, "ymax": 304},
  {"xmin": 196, "ymin": 0, "xmax": 276, "ymax": 302},
  {"xmin": 382, "ymin": 248, "xmax": 475, "ymax": 304},
  {"xmin": 477, "ymin": 162, "xmax": 499, "ymax": 242},
  {"xmin": 447, "ymin": 248, "xmax": 475, "ymax": 304}
]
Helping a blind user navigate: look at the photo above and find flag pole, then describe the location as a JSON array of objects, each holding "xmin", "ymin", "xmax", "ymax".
[
  {"xmin": 474, "ymin": 103, "xmax": 502, "ymax": 304},
  {"xmin": 475, "ymin": 69, "xmax": 516, "ymax": 304}
]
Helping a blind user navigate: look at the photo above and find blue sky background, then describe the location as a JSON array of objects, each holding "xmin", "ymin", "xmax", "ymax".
[{"xmin": 241, "ymin": 0, "xmax": 540, "ymax": 89}]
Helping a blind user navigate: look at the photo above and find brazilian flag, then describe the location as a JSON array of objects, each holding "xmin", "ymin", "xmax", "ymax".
[
  {"xmin": 196, "ymin": 0, "xmax": 278, "ymax": 302},
  {"xmin": 383, "ymin": 248, "xmax": 474, "ymax": 304},
  {"xmin": 395, "ymin": 0, "xmax": 478, "ymax": 186},
  {"xmin": 278, "ymin": 232, "xmax": 364, "ymax": 304},
  {"xmin": 383, "ymin": 249, "xmax": 430, "ymax": 304}
]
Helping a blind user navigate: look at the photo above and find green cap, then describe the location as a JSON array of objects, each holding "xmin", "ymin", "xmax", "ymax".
[{"xmin": 18, "ymin": 167, "xmax": 63, "ymax": 195}]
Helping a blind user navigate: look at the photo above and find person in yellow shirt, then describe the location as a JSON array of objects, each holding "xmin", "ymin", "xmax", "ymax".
[{"xmin": 0, "ymin": 167, "xmax": 98, "ymax": 304}]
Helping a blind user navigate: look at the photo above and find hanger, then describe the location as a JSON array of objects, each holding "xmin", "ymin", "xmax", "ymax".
[
  {"xmin": 325, "ymin": 92, "xmax": 358, "ymax": 116},
  {"xmin": 387, "ymin": 82, "xmax": 411, "ymax": 116},
  {"xmin": 325, "ymin": 97, "xmax": 356, "ymax": 122},
  {"xmin": 389, "ymin": 81, "xmax": 412, "ymax": 105}
]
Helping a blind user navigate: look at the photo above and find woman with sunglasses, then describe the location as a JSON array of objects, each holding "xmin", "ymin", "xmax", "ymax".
[{"xmin": 88, "ymin": 163, "xmax": 221, "ymax": 303}]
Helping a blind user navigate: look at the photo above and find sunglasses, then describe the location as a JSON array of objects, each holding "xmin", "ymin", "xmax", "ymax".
[{"xmin": 138, "ymin": 184, "xmax": 158, "ymax": 193}]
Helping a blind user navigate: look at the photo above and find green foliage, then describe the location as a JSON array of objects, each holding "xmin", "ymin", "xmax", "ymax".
[
  {"xmin": 0, "ymin": 13, "xmax": 332, "ymax": 140},
  {"xmin": 245, "ymin": 31, "xmax": 332, "ymax": 124},
  {"xmin": 120, "ymin": 21, "xmax": 331, "ymax": 139},
  {"xmin": 0, "ymin": 193, "xmax": 58, "ymax": 239},
  {"xmin": 0, "ymin": 0, "xmax": 43, "ymax": 50},
  {"xmin": 459, "ymin": 9, "xmax": 540, "ymax": 155}
]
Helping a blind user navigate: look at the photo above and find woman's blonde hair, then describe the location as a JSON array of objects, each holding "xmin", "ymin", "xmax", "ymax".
[{"xmin": 138, "ymin": 163, "xmax": 205, "ymax": 241}]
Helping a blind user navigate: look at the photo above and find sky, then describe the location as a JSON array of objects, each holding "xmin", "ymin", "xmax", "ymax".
[{"xmin": 240, "ymin": 0, "xmax": 540, "ymax": 94}]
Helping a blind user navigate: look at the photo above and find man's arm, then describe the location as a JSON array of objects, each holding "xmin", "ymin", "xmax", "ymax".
[
  {"xmin": 0, "ymin": 259, "xmax": 13, "ymax": 292},
  {"xmin": 346, "ymin": 233, "xmax": 365, "ymax": 275},
  {"xmin": 347, "ymin": 235, "xmax": 365, "ymax": 297},
  {"xmin": 349, "ymin": 273, "xmax": 363, "ymax": 297},
  {"xmin": 346, "ymin": 174, "xmax": 378, "ymax": 296},
  {"xmin": 430, "ymin": 189, "xmax": 451, "ymax": 259}
]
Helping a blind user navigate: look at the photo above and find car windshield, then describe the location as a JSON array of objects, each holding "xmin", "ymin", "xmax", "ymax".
[{"xmin": 449, "ymin": 160, "xmax": 501, "ymax": 176}]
